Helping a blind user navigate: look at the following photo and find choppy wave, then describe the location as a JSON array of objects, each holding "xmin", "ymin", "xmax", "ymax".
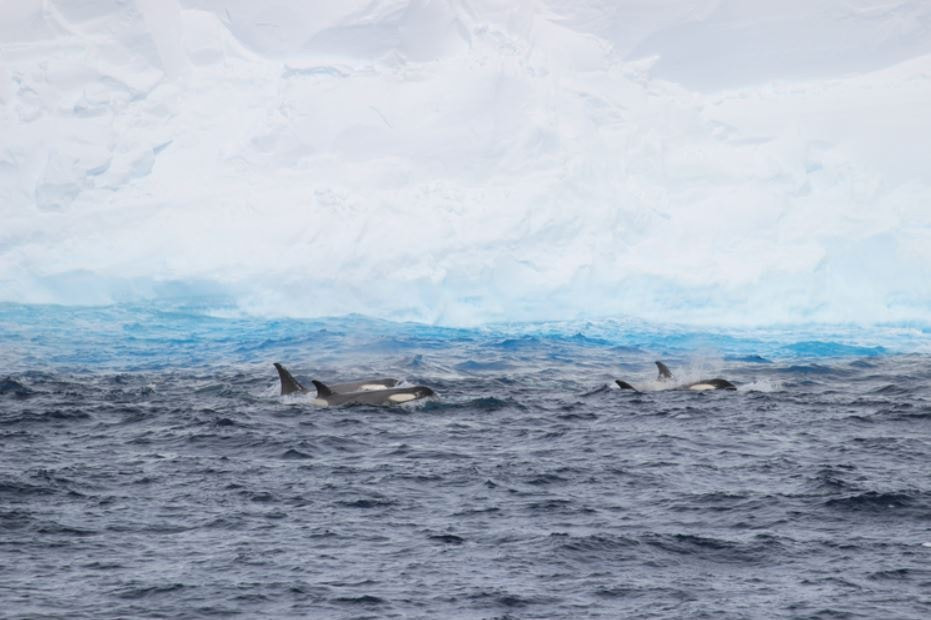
[{"xmin": 2, "ymin": 303, "xmax": 931, "ymax": 618}]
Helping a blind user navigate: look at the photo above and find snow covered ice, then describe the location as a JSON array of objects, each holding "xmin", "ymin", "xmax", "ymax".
[{"xmin": 2, "ymin": 0, "xmax": 931, "ymax": 326}]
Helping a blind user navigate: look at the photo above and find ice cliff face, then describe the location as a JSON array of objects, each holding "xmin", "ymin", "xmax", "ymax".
[{"xmin": 2, "ymin": 0, "xmax": 930, "ymax": 326}]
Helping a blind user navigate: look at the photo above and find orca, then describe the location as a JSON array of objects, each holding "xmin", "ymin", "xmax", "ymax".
[
  {"xmin": 309, "ymin": 380, "xmax": 435, "ymax": 407},
  {"xmin": 615, "ymin": 361, "xmax": 736, "ymax": 392},
  {"xmin": 273, "ymin": 363, "xmax": 435, "ymax": 406},
  {"xmin": 273, "ymin": 362, "xmax": 398, "ymax": 396}
]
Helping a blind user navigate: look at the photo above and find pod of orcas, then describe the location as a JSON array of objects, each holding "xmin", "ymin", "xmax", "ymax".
[
  {"xmin": 616, "ymin": 361, "xmax": 736, "ymax": 392},
  {"xmin": 274, "ymin": 359, "xmax": 736, "ymax": 408},
  {"xmin": 274, "ymin": 362, "xmax": 435, "ymax": 406}
]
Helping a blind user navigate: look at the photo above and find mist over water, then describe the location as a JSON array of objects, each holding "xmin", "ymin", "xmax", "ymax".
[{"xmin": 2, "ymin": 1, "xmax": 931, "ymax": 325}]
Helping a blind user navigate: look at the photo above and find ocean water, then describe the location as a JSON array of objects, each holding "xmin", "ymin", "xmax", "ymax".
[{"xmin": 1, "ymin": 304, "xmax": 930, "ymax": 619}]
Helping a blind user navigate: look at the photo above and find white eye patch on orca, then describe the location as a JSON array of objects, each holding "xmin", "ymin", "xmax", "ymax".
[{"xmin": 388, "ymin": 393, "xmax": 417, "ymax": 403}]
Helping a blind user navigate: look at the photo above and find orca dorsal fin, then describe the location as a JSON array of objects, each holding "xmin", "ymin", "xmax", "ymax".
[
  {"xmin": 655, "ymin": 361, "xmax": 673, "ymax": 381},
  {"xmin": 274, "ymin": 363, "xmax": 308, "ymax": 395},
  {"xmin": 616, "ymin": 380, "xmax": 639, "ymax": 392},
  {"xmin": 311, "ymin": 380, "xmax": 333, "ymax": 398}
]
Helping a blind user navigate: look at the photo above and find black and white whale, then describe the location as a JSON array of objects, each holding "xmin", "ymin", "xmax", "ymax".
[
  {"xmin": 273, "ymin": 362, "xmax": 435, "ymax": 406},
  {"xmin": 616, "ymin": 361, "xmax": 736, "ymax": 392},
  {"xmin": 274, "ymin": 362, "xmax": 398, "ymax": 396},
  {"xmin": 310, "ymin": 380, "xmax": 435, "ymax": 406}
]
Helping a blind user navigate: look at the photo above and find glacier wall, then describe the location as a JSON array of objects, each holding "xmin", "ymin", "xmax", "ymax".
[{"xmin": 2, "ymin": 0, "xmax": 931, "ymax": 326}]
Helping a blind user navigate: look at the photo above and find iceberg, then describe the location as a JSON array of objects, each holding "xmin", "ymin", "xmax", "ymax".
[{"xmin": 1, "ymin": 0, "xmax": 930, "ymax": 326}]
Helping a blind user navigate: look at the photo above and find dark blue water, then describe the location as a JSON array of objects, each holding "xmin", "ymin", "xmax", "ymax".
[{"xmin": 2, "ymin": 304, "xmax": 930, "ymax": 619}]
